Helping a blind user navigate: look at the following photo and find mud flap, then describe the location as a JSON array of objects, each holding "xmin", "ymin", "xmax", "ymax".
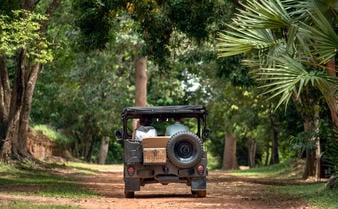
[
  {"xmin": 125, "ymin": 178, "xmax": 140, "ymax": 192},
  {"xmin": 191, "ymin": 177, "xmax": 206, "ymax": 191}
]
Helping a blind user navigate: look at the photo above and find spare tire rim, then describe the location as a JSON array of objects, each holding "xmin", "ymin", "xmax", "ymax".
[{"xmin": 174, "ymin": 141, "xmax": 194, "ymax": 160}]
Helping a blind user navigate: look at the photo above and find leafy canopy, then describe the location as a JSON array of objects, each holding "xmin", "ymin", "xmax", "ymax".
[{"xmin": 0, "ymin": 10, "xmax": 53, "ymax": 64}]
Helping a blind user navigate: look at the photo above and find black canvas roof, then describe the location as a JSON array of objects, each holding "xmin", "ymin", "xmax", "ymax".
[{"xmin": 122, "ymin": 105, "xmax": 207, "ymax": 119}]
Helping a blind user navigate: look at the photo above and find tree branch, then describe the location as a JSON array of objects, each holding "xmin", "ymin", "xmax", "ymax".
[{"xmin": 40, "ymin": 0, "xmax": 62, "ymax": 32}]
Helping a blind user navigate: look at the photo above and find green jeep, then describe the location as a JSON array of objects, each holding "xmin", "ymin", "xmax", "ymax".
[{"xmin": 115, "ymin": 105, "xmax": 209, "ymax": 198}]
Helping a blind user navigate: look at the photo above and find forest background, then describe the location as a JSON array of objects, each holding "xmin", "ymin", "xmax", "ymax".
[{"xmin": 0, "ymin": 0, "xmax": 337, "ymax": 181}]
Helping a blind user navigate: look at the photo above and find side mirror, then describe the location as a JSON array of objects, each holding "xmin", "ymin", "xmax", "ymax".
[
  {"xmin": 202, "ymin": 128, "xmax": 210, "ymax": 141},
  {"xmin": 114, "ymin": 130, "xmax": 123, "ymax": 141}
]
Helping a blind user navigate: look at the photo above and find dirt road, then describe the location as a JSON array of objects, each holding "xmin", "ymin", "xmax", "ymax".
[{"xmin": 0, "ymin": 165, "xmax": 315, "ymax": 209}]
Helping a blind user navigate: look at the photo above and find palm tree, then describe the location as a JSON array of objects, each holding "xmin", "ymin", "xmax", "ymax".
[{"xmin": 217, "ymin": 0, "xmax": 337, "ymax": 179}]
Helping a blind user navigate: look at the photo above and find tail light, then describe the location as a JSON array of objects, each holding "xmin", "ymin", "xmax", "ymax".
[
  {"xmin": 197, "ymin": 165, "xmax": 204, "ymax": 174},
  {"xmin": 127, "ymin": 166, "xmax": 135, "ymax": 175}
]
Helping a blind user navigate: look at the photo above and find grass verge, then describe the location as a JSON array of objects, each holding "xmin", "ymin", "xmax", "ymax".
[
  {"xmin": 0, "ymin": 162, "xmax": 98, "ymax": 198},
  {"xmin": 229, "ymin": 162, "xmax": 294, "ymax": 177},
  {"xmin": 0, "ymin": 200, "xmax": 84, "ymax": 209},
  {"xmin": 274, "ymin": 183, "xmax": 338, "ymax": 209},
  {"xmin": 229, "ymin": 160, "xmax": 338, "ymax": 209}
]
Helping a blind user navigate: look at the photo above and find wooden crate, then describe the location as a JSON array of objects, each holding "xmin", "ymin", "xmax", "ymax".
[
  {"xmin": 143, "ymin": 148, "xmax": 166, "ymax": 164},
  {"xmin": 142, "ymin": 136, "xmax": 170, "ymax": 148}
]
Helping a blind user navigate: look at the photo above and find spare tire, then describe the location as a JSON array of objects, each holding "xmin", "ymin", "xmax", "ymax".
[{"xmin": 167, "ymin": 131, "xmax": 203, "ymax": 169}]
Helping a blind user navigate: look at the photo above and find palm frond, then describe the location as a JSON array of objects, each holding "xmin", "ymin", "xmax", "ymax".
[
  {"xmin": 303, "ymin": 7, "xmax": 338, "ymax": 64},
  {"xmin": 238, "ymin": 0, "xmax": 292, "ymax": 29},
  {"xmin": 282, "ymin": 0, "xmax": 315, "ymax": 20},
  {"xmin": 217, "ymin": 0, "xmax": 293, "ymax": 59},
  {"xmin": 216, "ymin": 29, "xmax": 278, "ymax": 57},
  {"xmin": 256, "ymin": 55, "xmax": 336, "ymax": 109}
]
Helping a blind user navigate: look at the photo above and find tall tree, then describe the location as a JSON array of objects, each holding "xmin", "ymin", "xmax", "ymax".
[
  {"xmin": 223, "ymin": 135, "xmax": 238, "ymax": 170},
  {"xmin": 0, "ymin": 0, "xmax": 61, "ymax": 162},
  {"xmin": 217, "ymin": 0, "xmax": 337, "ymax": 178}
]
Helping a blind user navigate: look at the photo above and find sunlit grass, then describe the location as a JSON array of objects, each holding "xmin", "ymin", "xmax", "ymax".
[
  {"xmin": 229, "ymin": 161, "xmax": 294, "ymax": 177},
  {"xmin": 0, "ymin": 200, "xmax": 84, "ymax": 209},
  {"xmin": 0, "ymin": 162, "xmax": 98, "ymax": 198},
  {"xmin": 0, "ymin": 162, "xmax": 26, "ymax": 176},
  {"xmin": 65, "ymin": 162, "xmax": 122, "ymax": 174}
]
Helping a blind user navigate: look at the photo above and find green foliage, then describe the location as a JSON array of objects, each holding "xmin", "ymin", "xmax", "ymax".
[
  {"xmin": 205, "ymin": 145, "xmax": 222, "ymax": 170},
  {"xmin": 167, "ymin": 0, "xmax": 214, "ymax": 39},
  {"xmin": 289, "ymin": 130, "xmax": 317, "ymax": 155},
  {"xmin": 72, "ymin": 0, "xmax": 233, "ymax": 66},
  {"xmin": 216, "ymin": 55, "xmax": 254, "ymax": 86},
  {"xmin": 72, "ymin": 0, "xmax": 117, "ymax": 50},
  {"xmin": 0, "ymin": 10, "xmax": 53, "ymax": 64},
  {"xmin": 36, "ymin": 46, "xmax": 134, "ymax": 160},
  {"xmin": 148, "ymin": 64, "xmax": 187, "ymax": 106}
]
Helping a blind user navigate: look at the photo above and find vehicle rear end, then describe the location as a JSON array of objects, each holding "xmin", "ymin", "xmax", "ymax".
[{"xmin": 118, "ymin": 106, "xmax": 209, "ymax": 198}]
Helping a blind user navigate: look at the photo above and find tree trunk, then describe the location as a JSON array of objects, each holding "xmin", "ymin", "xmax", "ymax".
[
  {"xmin": 222, "ymin": 135, "xmax": 238, "ymax": 170},
  {"xmin": 82, "ymin": 115, "xmax": 92, "ymax": 161},
  {"xmin": 270, "ymin": 112, "xmax": 279, "ymax": 164},
  {"xmin": 21, "ymin": 0, "xmax": 35, "ymax": 10},
  {"xmin": 247, "ymin": 138, "xmax": 256, "ymax": 168},
  {"xmin": 85, "ymin": 137, "xmax": 95, "ymax": 162},
  {"xmin": 73, "ymin": 138, "xmax": 79, "ymax": 158},
  {"xmin": 98, "ymin": 136, "xmax": 109, "ymax": 164},
  {"xmin": 303, "ymin": 147, "xmax": 315, "ymax": 179},
  {"xmin": 0, "ymin": 55, "xmax": 11, "ymax": 146},
  {"xmin": 326, "ymin": 58, "xmax": 337, "ymax": 127},
  {"xmin": 18, "ymin": 63, "xmax": 40, "ymax": 156},
  {"xmin": 0, "ymin": 111, "xmax": 21, "ymax": 162},
  {"xmin": 135, "ymin": 56, "xmax": 148, "ymax": 107},
  {"xmin": 302, "ymin": 112, "xmax": 319, "ymax": 179},
  {"xmin": 132, "ymin": 56, "xmax": 148, "ymax": 136},
  {"xmin": 1, "ymin": 49, "xmax": 28, "ymax": 161},
  {"xmin": 314, "ymin": 105, "xmax": 321, "ymax": 180},
  {"xmin": 264, "ymin": 142, "xmax": 270, "ymax": 166}
]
